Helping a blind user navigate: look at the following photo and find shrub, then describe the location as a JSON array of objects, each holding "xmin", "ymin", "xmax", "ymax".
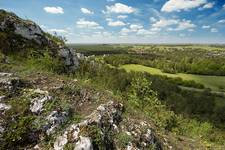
[{"xmin": 115, "ymin": 132, "xmax": 132, "ymax": 148}]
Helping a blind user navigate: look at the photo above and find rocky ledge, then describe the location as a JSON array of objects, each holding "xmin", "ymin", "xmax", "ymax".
[{"xmin": 0, "ymin": 9, "xmax": 79, "ymax": 72}]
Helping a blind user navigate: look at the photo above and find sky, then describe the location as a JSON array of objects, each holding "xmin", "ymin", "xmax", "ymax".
[{"xmin": 1, "ymin": 0, "xmax": 225, "ymax": 44}]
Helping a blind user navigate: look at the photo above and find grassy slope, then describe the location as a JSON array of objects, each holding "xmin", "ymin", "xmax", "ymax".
[{"xmin": 121, "ymin": 64, "xmax": 225, "ymax": 92}]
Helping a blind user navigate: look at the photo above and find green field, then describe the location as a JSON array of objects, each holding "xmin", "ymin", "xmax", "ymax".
[{"xmin": 121, "ymin": 64, "xmax": 225, "ymax": 92}]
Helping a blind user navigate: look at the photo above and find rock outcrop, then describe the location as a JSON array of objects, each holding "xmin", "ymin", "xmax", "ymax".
[
  {"xmin": 54, "ymin": 101, "xmax": 124, "ymax": 150},
  {"xmin": 0, "ymin": 9, "xmax": 79, "ymax": 72}
]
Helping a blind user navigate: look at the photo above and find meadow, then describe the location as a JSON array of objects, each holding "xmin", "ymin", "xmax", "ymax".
[{"xmin": 121, "ymin": 64, "xmax": 225, "ymax": 92}]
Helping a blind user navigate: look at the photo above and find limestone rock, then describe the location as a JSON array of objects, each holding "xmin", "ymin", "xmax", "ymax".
[
  {"xmin": 58, "ymin": 47, "xmax": 79, "ymax": 71},
  {"xmin": 45, "ymin": 110, "xmax": 68, "ymax": 135},
  {"xmin": 54, "ymin": 101, "xmax": 123, "ymax": 150},
  {"xmin": 29, "ymin": 89, "xmax": 52, "ymax": 114},
  {"xmin": 74, "ymin": 136, "xmax": 93, "ymax": 150}
]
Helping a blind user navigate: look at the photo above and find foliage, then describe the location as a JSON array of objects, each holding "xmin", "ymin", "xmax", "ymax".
[
  {"xmin": 114, "ymin": 132, "xmax": 132, "ymax": 148},
  {"xmin": 128, "ymin": 75, "xmax": 178, "ymax": 130},
  {"xmin": 79, "ymin": 125, "xmax": 104, "ymax": 149},
  {"xmin": 2, "ymin": 98, "xmax": 37, "ymax": 149},
  {"xmin": 25, "ymin": 51, "xmax": 66, "ymax": 73}
]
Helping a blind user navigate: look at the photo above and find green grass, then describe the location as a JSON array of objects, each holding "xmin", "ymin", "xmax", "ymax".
[{"xmin": 121, "ymin": 64, "xmax": 225, "ymax": 92}]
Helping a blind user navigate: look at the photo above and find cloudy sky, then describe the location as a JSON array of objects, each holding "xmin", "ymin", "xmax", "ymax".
[{"xmin": 1, "ymin": 0, "xmax": 225, "ymax": 43}]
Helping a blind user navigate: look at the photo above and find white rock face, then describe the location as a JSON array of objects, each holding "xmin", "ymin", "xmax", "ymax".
[
  {"xmin": 0, "ymin": 103, "xmax": 11, "ymax": 111},
  {"xmin": 0, "ymin": 96, "xmax": 6, "ymax": 101},
  {"xmin": 30, "ymin": 95, "xmax": 52, "ymax": 113},
  {"xmin": 30, "ymin": 89, "xmax": 52, "ymax": 113},
  {"xmin": 0, "ymin": 73, "xmax": 12, "ymax": 77},
  {"xmin": 14, "ymin": 23, "xmax": 44, "ymax": 44},
  {"xmin": 45, "ymin": 110, "xmax": 68, "ymax": 135},
  {"xmin": 54, "ymin": 135, "xmax": 68, "ymax": 150},
  {"xmin": 74, "ymin": 136, "xmax": 93, "ymax": 150},
  {"xmin": 54, "ymin": 101, "xmax": 123, "ymax": 150}
]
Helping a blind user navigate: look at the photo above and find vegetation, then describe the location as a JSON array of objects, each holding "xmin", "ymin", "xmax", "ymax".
[
  {"xmin": 121, "ymin": 64, "xmax": 225, "ymax": 91},
  {"xmin": 1, "ymin": 23, "xmax": 225, "ymax": 148}
]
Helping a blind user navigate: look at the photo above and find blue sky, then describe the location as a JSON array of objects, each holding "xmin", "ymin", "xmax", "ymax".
[{"xmin": 1, "ymin": 0, "xmax": 225, "ymax": 43}]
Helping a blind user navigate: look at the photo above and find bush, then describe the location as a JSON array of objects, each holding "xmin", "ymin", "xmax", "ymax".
[{"xmin": 115, "ymin": 132, "xmax": 132, "ymax": 148}]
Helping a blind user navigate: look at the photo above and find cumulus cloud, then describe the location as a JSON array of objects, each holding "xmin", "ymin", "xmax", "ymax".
[
  {"xmin": 76, "ymin": 19, "xmax": 103, "ymax": 29},
  {"xmin": 108, "ymin": 20, "xmax": 126, "ymax": 26},
  {"xmin": 120, "ymin": 24, "xmax": 144, "ymax": 35},
  {"xmin": 199, "ymin": 2, "xmax": 215, "ymax": 10},
  {"xmin": 161, "ymin": 0, "xmax": 207, "ymax": 12},
  {"xmin": 218, "ymin": 19, "xmax": 225, "ymax": 23},
  {"xmin": 202, "ymin": 2, "xmax": 214, "ymax": 9},
  {"xmin": 152, "ymin": 19, "xmax": 178, "ymax": 28},
  {"xmin": 104, "ymin": 3, "xmax": 136, "ymax": 14},
  {"xmin": 81, "ymin": 8, "xmax": 94, "ymax": 14},
  {"xmin": 136, "ymin": 29, "xmax": 155, "ymax": 36},
  {"xmin": 202, "ymin": 25, "xmax": 210, "ymax": 29},
  {"xmin": 120, "ymin": 27, "xmax": 132, "ymax": 35},
  {"xmin": 150, "ymin": 17, "xmax": 157, "ymax": 22},
  {"xmin": 152, "ymin": 19, "xmax": 196, "ymax": 31},
  {"xmin": 117, "ymin": 15, "xmax": 128, "ymax": 19},
  {"xmin": 211, "ymin": 28, "xmax": 218, "ymax": 32},
  {"xmin": 175, "ymin": 20, "xmax": 196, "ymax": 30},
  {"xmin": 44, "ymin": 6, "xmax": 64, "ymax": 14},
  {"xmin": 120, "ymin": 24, "xmax": 155, "ymax": 36},
  {"xmin": 130, "ymin": 24, "xmax": 143, "ymax": 31}
]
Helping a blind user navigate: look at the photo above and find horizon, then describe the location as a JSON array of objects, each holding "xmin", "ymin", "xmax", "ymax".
[{"xmin": 1, "ymin": 0, "xmax": 225, "ymax": 44}]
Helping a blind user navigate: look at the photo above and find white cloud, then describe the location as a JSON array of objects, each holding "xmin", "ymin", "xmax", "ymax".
[
  {"xmin": 211, "ymin": 28, "xmax": 218, "ymax": 32},
  {"xmin": 202, "ymin": 25, "xmax": 210, "ymax": 29},
  {"xmin": 161, "ymin": 0, "xmax": 207, "ymax": 12},
  {"xmin": 218, "ymin": 19, "xmax": 225, "ymax": 23},
  {"xmin": 120, "ymin": 27, "xmax": 132, "ymax": 35},
  {"xmin": 76, "ymin": 19, "xmax": 103, "ymax": 29},
  {"xmin": 223, "ymin": 4, "xmax": 225, "ymax": 9},
  {"xmin": 152, "ymin": 19, "xmax": 178, "ymax": 28},
  {"xmin": 136, "ymin": 29, "xmax": 155, "ymax": 36},
  {"xmin": 44, "ymin": 6, "xmax": 64, "ymax": 14},
  {"xmin": 150, "ymin": 27, "xmax": 161, "ymax": 32},
  {"xmin": 175, "ymin": 20, "xmax": 196, "ymax": 30},
  {"xmin": 120, "ymin": 24, "xmax": 144, "ymax": 35},
  {"xmin": 130, "ymin": 24, "xmax": 143, "ymax": 31},
  {"xmin": 152, "ymin": 19, "xmax": 195, "ymax": 31},
  {"xmin": 202, "ymin": 2, "xmax": 214, "ymax": 9},
  {"xmin": 81, "ymin": 8, "xmax": 94, "ymax": 14},
  {"xmin": 150, "ymin": 17, "xmax": 157, "ymax": 22},
  {"xmin": 105, "ymin": 3, "xmax": 136, "ymax": 14},
  {"xmin": 117, "ymin": 15, "xmax": 128, "ymax": 19},
  {"xmin": 108, "ymin": 20, "xmax": 126, "ymax": 26}
]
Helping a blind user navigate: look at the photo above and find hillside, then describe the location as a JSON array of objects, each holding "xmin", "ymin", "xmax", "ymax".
[{"xmin": 0, "ymin": 10, "xmax": 225, "ymax": 150}]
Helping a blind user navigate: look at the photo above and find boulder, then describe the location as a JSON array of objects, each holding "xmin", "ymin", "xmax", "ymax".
[
  {"xmin": 29, "ymin": 89, "xmax": 52, "ymax": 114},
  {"xmin": 0, "ymin": 9, "xmax": 79, "ymax": 72},
  {"xmin": 45, "ymin": 110, "xmax": 68, "ymax": 135},
  {"xmin": 74, "ymin": 136, "xmax": 93, "ymax": 150},
  {"xmin": 58, "ymin": 47, "xmax": 79, "ymax": 71},
  {"xmin": 54, "ymin": 101, "xmax": 124, "ymax": 150}
]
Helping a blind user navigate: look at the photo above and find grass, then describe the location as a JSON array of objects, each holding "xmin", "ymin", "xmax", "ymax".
[{"xmin": 121, "ymin": 64, "xmax": 225, "ymax": 92}]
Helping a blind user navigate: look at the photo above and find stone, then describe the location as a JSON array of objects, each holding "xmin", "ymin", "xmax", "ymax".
[
  {"xmin": 58, "ymin": 47, "xmax": 79, "ymax": 71},
  {"xmin": 0, "ymin": 103, "xmax": 11, "ymax": 111},
  {"xmin": 74, "ymin": 136, "xmax": 93, "ymax": 150},
  {"xmin": 45, "ymin": 110, "xmax": 68, "ymax": 135},
  {"xmin": 54, "ymin": 135, "xmax": 68, "ymax": 150},
  {"xmin": 54, "ymin": 101, "xmax": 123, "ymax": 150},
  {"xmin": 30, "ymin": 95, "xmax": 52, "ymax": 113}
]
